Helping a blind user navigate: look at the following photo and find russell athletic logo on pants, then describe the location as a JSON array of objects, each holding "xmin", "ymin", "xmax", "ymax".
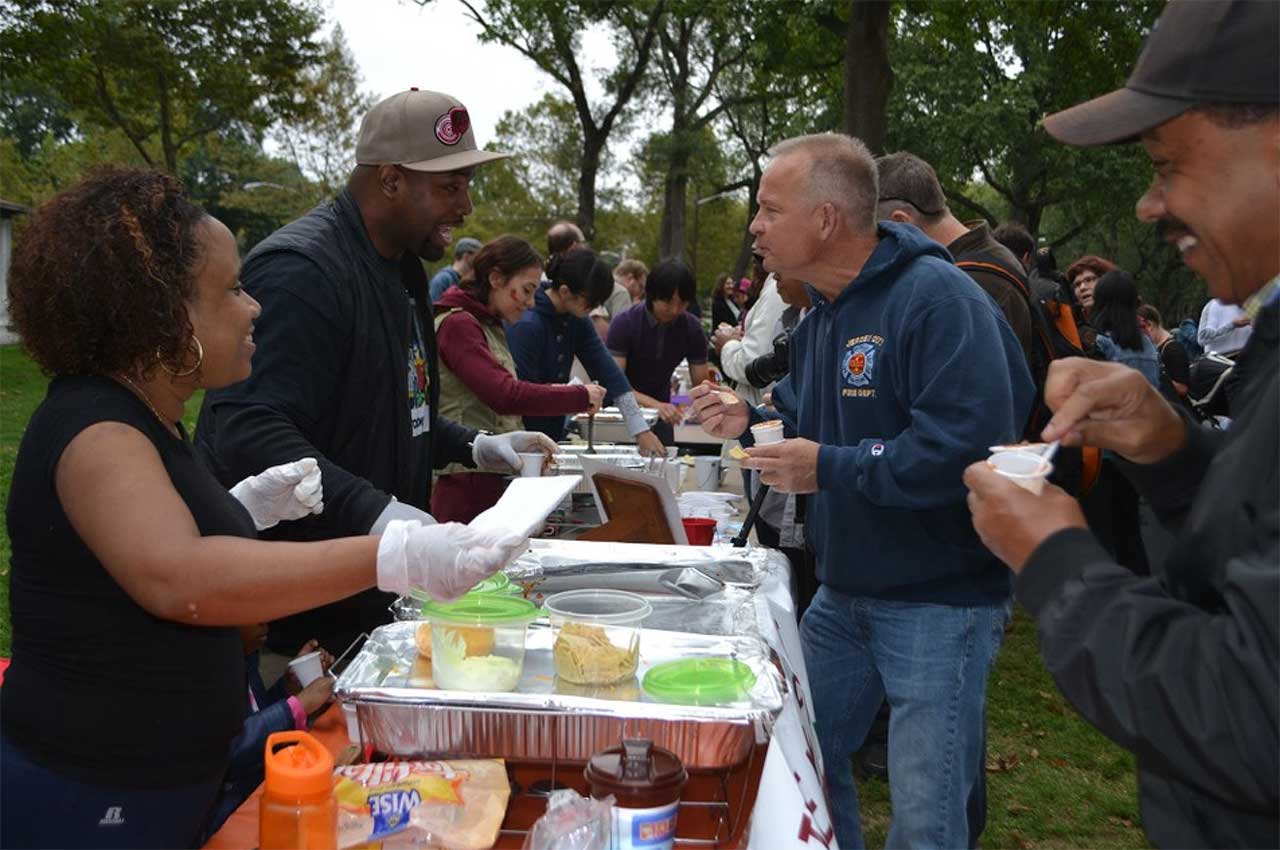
[{"xmin": 98, "ymin": 807, "xmax": 125, "ymax": 826}]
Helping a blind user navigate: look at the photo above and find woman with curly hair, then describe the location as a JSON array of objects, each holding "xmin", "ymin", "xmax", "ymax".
[
  {"xmin": 1, "ymin": 168, "xmax": 525, "ymax": 849},
  {"xmin": 1064, "ymin": 254, "xmax": 1119, "ymax": 317}
]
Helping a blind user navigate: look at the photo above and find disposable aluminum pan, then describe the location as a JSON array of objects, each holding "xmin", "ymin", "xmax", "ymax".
[{"xmin": 335, "ymin": 620, "xmax": 782, "ymax": 770}]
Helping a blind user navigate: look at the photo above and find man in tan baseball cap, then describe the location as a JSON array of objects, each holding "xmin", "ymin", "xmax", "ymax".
[
  {"xmin": 196, "ymin": 88, "xmax": 556, "ymax": 669},
  {"xmin": 350, "ymin": 87, "xmax": 510, "ymax": 263},
  {"xmin": 356, "ymin": 87, "xmax": 510, "ymax": 175}
]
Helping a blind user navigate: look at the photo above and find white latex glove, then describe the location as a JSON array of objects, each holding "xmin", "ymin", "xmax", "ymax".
[
  {"xmin": 229, "ymin": 458, "xmax": 323, "ymax": 531},
  {"xmin": 376, "ymin": 520, "xmax": 529, "ymax": 601},
  {"xmin": 368, "ymin": 497, "xmax": 437, "ymax": 534},
  {"xmin": 472, "ymin": 431, "xmax": 558, "ymax": 474}
]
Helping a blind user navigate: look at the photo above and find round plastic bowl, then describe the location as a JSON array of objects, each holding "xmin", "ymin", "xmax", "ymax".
[
  {"xmin": 544, "ymin": 590, "xmax": 652, "ymax": 685},
  {"xmin": 642, "ymin": 656, "xmax": 757, "ymax": 706},
  {"xmin": 420, "ymin": 594, "xmax": 539, "ymax": 692}
]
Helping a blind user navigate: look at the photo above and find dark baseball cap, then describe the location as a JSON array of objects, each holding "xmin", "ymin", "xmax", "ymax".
[
  {"xmin": 1042, "ymin": 0, "xmax": 1279, "ymax": 147},
  {"xmin": 356, "ymin": 88, "xmax": 510, "ymax": 172}
]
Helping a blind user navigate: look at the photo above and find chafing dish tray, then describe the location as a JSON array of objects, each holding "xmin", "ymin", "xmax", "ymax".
[{"xmin": 335, "ymin": 620, "xmax": 782, "ymax": 770}]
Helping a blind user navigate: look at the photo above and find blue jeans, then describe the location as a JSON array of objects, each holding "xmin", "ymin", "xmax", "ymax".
[
  {"xmin": 800, "ymin": 585, "xmax": 1009, "ymax": 849},
  {"xmin": 0, "ymin": 734, "xmax": 221, "ymax": 849}
]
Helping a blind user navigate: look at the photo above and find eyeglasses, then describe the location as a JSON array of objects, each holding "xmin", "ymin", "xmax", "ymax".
[{"xmin": 877, "ymin": 195, "xmax": 944, "ymax": 217}]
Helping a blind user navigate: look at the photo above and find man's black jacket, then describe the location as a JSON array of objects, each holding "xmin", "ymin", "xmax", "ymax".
[
  {"xmin": 1017, "ymin": 299, "xmax": 1278, "ymax": 848},
  {"xmin": 195, "ymin": 191, "xmax": 476, "ymax": 653}
]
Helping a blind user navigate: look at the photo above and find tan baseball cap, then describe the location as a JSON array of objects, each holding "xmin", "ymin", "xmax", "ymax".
[{"xmin": 355, "ymin": 88, "xmax": 511, "ymax": 172}]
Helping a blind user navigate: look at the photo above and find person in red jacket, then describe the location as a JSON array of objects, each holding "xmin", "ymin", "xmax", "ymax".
[{"xmin": 431, "ymin": 236, "xmax": 606, "ymax": 522}]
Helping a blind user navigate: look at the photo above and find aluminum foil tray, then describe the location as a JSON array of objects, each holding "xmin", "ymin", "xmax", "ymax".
[{"xmin": 335, "ymin": 620, "xmax": 782, "ymax": 770}]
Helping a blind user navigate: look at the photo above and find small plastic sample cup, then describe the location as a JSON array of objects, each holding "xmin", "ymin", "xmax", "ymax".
[
  {"xmin": 988, "ymin": 450, "xmax": 1052, "ymax": 495},
  {"xmin": 288, "ymin": 651, "xmax": 325, "ymax": 687},
  {"xmin": 545, "ymin": 589, "xmax": 652, "ymax": 685},
  {"xmin": 518, "ymin": 452, "xmax": 545, "ymax": 477},
  {"xmin": 681, "ymin": 517, "xmax": 717, "ymax": 546},
  {"xmin": 750, "ymin": 421, "xmax": 784, "ymax": 445}
]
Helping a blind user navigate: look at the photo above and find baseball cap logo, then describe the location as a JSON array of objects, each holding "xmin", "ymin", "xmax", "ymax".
[{"xmin": 435, "ymin": 107, "xmax": 470, "ymax": 146}]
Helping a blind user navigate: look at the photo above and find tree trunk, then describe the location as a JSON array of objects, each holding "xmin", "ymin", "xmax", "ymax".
[
  {"xmin": 577, "ymin": 133, "xmax": 604, "ymax": 242},
  {"xmin": 158, "ymin": 69, "xmax": 177, "ymax": 172},
  {"xmin": 842, "ymin": 0, "xmax": 894, "ymax": 154},
  {"xmin": 659, "ymin": 127, "xmax": 691, "ymax": 261},
  {"xmin": 731, "ymin": 165, "xmax": 763, "ymax": 281}
]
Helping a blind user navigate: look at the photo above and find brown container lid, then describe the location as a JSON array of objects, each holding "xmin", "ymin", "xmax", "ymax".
[{"xmin": 584, "ymin": 738, "xmax": 688, "ymax": 809}]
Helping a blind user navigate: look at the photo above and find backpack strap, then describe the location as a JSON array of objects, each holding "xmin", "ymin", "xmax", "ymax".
[
  {"xmin": 957, "ymin": 258, "xmax": 1062, "ymax": 369},
  {"xmin": 956, "ymin": 259, "xmax": 1033, "ymax": 299}
]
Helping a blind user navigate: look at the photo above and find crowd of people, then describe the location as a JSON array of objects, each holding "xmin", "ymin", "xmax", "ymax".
[{"xmin": 0, "ymin": 0, "xmax": 1275, "ymax": 848}]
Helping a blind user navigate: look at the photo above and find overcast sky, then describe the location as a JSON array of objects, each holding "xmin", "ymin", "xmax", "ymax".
[{"xmin": 325, "ymin": 0, "xmax": 613, "ymax": 146}]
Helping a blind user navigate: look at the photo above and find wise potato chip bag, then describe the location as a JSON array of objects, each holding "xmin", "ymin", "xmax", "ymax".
[{"xmin": 333, "ymin": 759, "xmax": 510, "ymax": 850}]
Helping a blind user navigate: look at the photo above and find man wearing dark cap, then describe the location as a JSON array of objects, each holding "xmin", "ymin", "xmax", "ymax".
[
  {"xmin": 196, "ymin": 89, "xmax": 555, "ymax": 667},
  {"xmin": 429, "ymin": 235, "xmax": 482, "ymax": 303},
  {"xmin": 963, "ymin": 2, "xmax": 1278, "ymax": 846}
]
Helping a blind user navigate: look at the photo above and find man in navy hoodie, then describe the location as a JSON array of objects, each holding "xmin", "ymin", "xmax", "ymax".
[{"xmin": 691, "ymin": 133, "xmax": 1033, "ymax": 849}]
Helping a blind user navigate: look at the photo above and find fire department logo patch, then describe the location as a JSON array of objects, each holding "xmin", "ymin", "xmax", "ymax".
[{"xmin": 841, "ymin": 340, "xmax": 878, "ymax": 388}]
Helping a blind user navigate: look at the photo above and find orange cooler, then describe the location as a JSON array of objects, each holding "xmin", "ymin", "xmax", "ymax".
[{"xmin": 260, "ymin": 730, "xmax": 338, "ymax": 850}]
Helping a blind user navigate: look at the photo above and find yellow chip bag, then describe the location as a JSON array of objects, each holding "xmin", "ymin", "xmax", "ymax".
[{"xmin": 333, "ymin": 760, "xmax": 510, "ymax": 850}]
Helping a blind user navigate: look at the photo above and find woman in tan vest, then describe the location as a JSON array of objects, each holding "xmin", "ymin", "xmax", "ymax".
[{"xmin": 431, "ymin": 236, "xmax": 605, "ymax": 521}]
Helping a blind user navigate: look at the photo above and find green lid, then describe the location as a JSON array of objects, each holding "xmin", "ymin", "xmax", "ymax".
[
  {"xmin": 411, "ymin": 573, "xmax": 518, "ymax": 608},
  {"xmin": 642, "ymin": 657, "xmax": 757, "ymax": 706},
  {"xmin": 421, "ymin": 593, "xmax": 538, "ymax": 626},
  {"xmin": 470, "ymin": 572, "xmax": 517, "ymax": 595}
]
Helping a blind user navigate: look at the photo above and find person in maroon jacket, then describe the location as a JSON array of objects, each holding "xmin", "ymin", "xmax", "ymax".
[{"xmin": 431, "ymin": 236, "xmax": 606, "ymax": 522}]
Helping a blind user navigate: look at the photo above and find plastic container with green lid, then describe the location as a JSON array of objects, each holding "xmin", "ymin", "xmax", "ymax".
[
  {"xmin": 410, "ymin": 572, "xmax": 518, "ymax": 607},
  {"xmin": 642, "ymin": 657, "xmax": 757, "ymax": 706},
  {"xmin": 420, "ymin": 594, "xmax": 539, "ymax": 692}
]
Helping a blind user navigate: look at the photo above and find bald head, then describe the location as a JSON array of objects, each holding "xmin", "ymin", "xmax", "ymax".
[
  {"xmin": 768, "ymin": 133, "xmax": 879, "ymax": 235},
  {"xmin": 547, "ymin": 220, "xmax": 586, "ymax": 257}
]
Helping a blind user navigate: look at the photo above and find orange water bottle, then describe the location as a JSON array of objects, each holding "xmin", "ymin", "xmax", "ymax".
[{"xmin": 259, "ymin": 730, "xmax": 338, "ymax": 850}]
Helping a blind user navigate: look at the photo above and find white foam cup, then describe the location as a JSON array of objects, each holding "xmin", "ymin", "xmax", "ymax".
[
  {"xmin": 518, "ymin": 452, "xmax": 545, "ymax": 477},
  {"xmin": 288, "ymin": 650, "xmax": 324, "ymax": 687},
  {"xmin": 750, "ymin": 421, "xmax": 784, "ymax": 446},
  {"xmin": 988, "ymin": 450, "xmax": 1052, "ymax": 495}
]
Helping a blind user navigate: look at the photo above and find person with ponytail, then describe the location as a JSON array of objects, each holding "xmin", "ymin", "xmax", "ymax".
[{"xmin": 506, "ymin": 247, "xmax": 668, "ymax": 456}]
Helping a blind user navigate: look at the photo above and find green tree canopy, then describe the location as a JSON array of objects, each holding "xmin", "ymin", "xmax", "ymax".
[{"xmin": 0, "ymin": 0, "xmax": 326, "ymax": 171}]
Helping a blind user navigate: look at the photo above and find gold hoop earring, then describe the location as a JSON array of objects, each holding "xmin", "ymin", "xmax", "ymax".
[{"xmin": 159, "ymin": 336, "xmax": 203, "ymax": 378}]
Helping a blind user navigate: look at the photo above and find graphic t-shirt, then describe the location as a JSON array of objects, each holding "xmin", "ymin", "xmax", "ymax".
[{"xmin": 408, "ymin": 296, "xmax": 431, "ymax": 437}]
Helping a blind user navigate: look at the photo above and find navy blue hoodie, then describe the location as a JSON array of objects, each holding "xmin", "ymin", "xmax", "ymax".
[{"xmin": 756, "ymin": 222, "xmax": 1034, "ymax": 605}]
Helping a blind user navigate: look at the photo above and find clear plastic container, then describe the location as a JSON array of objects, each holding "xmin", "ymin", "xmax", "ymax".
[
  {"xmin": 545, "ymin": 590, "xmax": 653, "ymax": 685},
  {"xmin": 420, "ymin": 594, "xmax": 539, "ymax": 692}
]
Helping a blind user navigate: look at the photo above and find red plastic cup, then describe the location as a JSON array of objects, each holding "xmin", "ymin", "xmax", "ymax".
[{"xmin": 681, "ymin": 517, "xmax": 716, "ymax": 546}]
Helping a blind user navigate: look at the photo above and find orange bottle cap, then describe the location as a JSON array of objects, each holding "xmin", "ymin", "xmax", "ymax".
[{"xmin": 263, "ymin": 731, "xmax": 335, "ymax": 799}]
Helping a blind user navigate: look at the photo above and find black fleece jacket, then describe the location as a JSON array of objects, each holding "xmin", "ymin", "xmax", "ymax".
[{"xmin": 1017, "ymin": 299, "xmax": 1278, "ymax": 848}]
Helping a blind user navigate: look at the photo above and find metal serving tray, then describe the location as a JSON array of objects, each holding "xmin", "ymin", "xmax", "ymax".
[{"xmin": 334, "ymin": 620, "xmax": 783, "ymax": 770}]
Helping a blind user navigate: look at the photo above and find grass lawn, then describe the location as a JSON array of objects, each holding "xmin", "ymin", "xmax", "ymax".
[{"xmin": 0, "ymin": 344, "xmax": 1149, "ymax": 847}]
